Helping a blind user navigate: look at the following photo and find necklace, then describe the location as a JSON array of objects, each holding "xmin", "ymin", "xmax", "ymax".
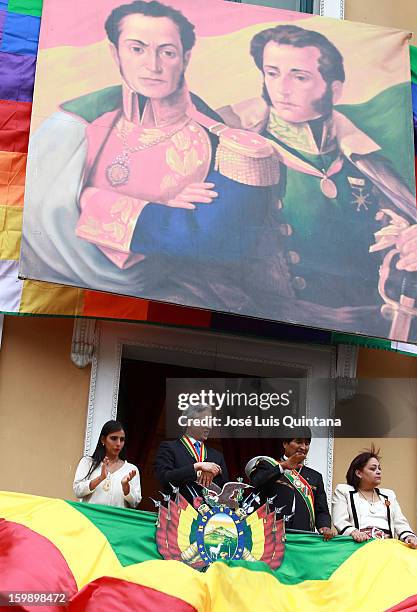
[
  {"xmin": 107, "ymin": 458, "xmax": 123, "ymax": 473},
  {"xmin": 358, "ymin": 489, "xmax": 378, "ymax": 514},
  {"xmin": 103, "ymin": 472, "xmax": 111, "ymax": 492},
  {"xmin": 102, "ymin": 457, "xmax": 120, "ymax": 492},
  {"xmin": 106, "ymin": 116, "xmax": 191, "ymax": 187}
]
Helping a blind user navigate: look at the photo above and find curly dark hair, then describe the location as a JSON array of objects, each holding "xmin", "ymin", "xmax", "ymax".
[
  {"xmin": 346, "ymin": 444, "xmax": 381, "ymax": 490},
  {"xmin": 105, "ymin": 0, "xmax": 196, "ymax": 53},
  {"xmin": 250, "ymin": 24, "xmax": 345, "ymax": 85}
]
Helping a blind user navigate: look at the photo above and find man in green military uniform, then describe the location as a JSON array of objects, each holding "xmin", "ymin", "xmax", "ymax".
[{"xmin": 219, "ymin": 25, "xmax": 417, "ymax": 338}]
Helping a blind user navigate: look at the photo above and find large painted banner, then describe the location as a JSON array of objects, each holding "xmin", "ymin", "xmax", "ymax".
[{"xmin": 19, "ymin": 0, "xmax": 417, "ymax": 341}]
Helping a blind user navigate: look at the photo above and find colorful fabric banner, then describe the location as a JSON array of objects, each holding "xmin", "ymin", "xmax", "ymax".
[
  {"xmin": 1, "ymin": 491, "xmax": 416, "ymax": 611},
  {"xmin": 18, "ymin": 0, "xmax": 417, "ymax": 342},
  {"xmin": 0, "ymin": 1, "xmax": 416, "ymax": 352}
]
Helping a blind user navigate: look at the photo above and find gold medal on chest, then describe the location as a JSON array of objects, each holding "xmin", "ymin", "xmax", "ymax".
[
  {"xmin": 106, "ymin": 117, "xmax": 191, "ymax": 188},
  {"xmin": 107, "ymin": 161, "xmax": 130, "ymax": 186},
  {"xmin": 320, "ymin": 177, "xmax": 338, "ymax": 199},
  {"xmin": 103, "ymin": 476, "xmax": 111, "ymax": 492}
]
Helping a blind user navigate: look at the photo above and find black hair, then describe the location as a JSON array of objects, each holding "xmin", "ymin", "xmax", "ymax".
[
  {"xmin": 105, "ymin": 0, "xmax": 196, "ymax": 53},
  {"xmin": 85, "ymin": 420, "xmax": 127, "ymax": 478},
  {"xmin": 250, "ymin": 24, "xmax": 345, "ymax": 86},
  {"xmin": 346, "ymin": 445, "xmax": 381, "ymax": 490},
  {"xmin": 281, "ymin": 426, "xmax": 312, "ymax": 444}
]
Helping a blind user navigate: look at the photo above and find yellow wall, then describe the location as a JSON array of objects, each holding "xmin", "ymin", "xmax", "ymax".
[
  {"xmin": 346, "ymin": 0, "xmax": 417, "ymax": 39},
  {"xmin": 342, "ymin": 0, "xmax": 417, "ymax": 531},
  {"xmin": 1, "ymin": 315, "xmax": 415, "ymax": 530},
  {"xmin": 0, "ymin": 316, "xmax": 90, "ymax": 500},
  {"xmin": 333, "ymin": 348, "xmax": 417, "ymax": 531}
]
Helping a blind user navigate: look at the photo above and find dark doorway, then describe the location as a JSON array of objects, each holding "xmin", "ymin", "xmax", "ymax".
[{"xmin": 117, "ymin": 358, "xmax": 285, "ymax": 511}]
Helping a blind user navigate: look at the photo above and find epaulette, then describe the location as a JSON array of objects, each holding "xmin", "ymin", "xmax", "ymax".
[
  {"xmin": 214, "ymin": 126, "xmax": 280, "ymax": 187},
  {"xmin": 190, "ymin": 106, "xmax": 279, "ymax": 187}
]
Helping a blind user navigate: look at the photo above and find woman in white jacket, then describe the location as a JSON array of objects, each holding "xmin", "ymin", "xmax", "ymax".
[
  {"xmin": 332, "ymin": 446, "xmax": 416, "ymax": 547},
  {"xmin": 73, "ymin": 420, "xmax": 141, "ymax": 508}
]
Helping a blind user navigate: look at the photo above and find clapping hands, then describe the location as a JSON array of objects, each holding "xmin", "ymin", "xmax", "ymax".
[
  {"xmin": 101, "ymin": 457, "xmax": 109, "ymax": 480},
  {"xmin": 121, "ymin": 469, "xmax": 136, "ymax": 496}
]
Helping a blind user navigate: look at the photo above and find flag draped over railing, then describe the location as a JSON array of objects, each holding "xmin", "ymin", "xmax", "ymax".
[{"xmin": 0, "ymin": 491, "xmax": 416, "ymax": 611}]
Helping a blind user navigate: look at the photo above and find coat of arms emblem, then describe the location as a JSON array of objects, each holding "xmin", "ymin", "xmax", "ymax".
[{"xmin": 152, "ymin": 481, "xmax": 285, "ymax": 570}]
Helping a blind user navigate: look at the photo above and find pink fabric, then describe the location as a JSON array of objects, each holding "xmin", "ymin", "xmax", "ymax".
[
  {"xmin": 75, "ymin": 92, "xmax": 212, "ymax": 268},
  {"xmin": 96, "ymin": 246, "xmax": 145, "ymax": 269},
  {"xmin": 39, "ymin": 0, "xmax": 310, "ymax": 50},
  {"xmin": 87, "ymin": 115, "xmax": 211, "ymax": 202},
  {"xmin": 76, "ymin": 187, "xmax": 148, "ymax": 252}
]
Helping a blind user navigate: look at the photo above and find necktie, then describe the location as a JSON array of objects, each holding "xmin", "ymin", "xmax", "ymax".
[{"xmin": 194, "ymin": 441, "xmax": 201, "ymax": 457}]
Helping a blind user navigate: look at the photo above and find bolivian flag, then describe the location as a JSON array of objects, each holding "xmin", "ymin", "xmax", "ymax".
[{"xmin": 1, "ymin": 492, "xmax": 416, "ymax": 611}]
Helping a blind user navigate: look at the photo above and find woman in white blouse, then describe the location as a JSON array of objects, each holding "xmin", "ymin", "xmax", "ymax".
[
  {"xmin": 332, "ymin": 447, "xmax": 416, "ymax": 548},
  {"xmin": 73, "ymin": 420, "xmax": 141, "ymax": 508}
]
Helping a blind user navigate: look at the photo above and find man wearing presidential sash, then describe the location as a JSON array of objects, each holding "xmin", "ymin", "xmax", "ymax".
[
  {"xmin": 155, "ymin": 404, "xmax": 228, "ymax": 504},
  {"xmin": 246, "ymin": 429, "xmax": 334, "ymax": 538}
]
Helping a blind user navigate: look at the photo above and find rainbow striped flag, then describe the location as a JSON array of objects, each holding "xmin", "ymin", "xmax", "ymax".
[{"xmin": 1, "ymin": 491, "xmax": 416, "ymax": 610}]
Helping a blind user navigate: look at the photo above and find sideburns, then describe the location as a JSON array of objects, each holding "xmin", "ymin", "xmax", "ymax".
[
  {"xmin": 262, "ymin": 80, "xmax": 272, "ymax": 106},
  {"xmin": 312, "ymin": 83, "xmax": 334, "ymax": 117}
]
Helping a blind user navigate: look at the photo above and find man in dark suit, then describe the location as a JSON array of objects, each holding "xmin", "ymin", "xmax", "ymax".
[
  {"xmin": 154, "ymin": 404, "xmax": 229, "ymax": 504},
  {"xmin": 247, "ymin": 429, "xmax": 335, "ymax": 539}
]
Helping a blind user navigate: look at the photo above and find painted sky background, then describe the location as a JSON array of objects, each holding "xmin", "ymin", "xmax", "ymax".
[{"xmin": 30, "ymin": 0, "xmax": 412, "ymax": 132}]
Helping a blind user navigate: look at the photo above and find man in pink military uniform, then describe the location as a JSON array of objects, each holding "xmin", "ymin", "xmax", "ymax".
[{"xmin": 21, "ymin": 0, "xmax": 289, "ymax": 316}]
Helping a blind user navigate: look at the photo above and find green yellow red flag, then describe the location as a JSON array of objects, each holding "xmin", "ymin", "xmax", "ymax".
[{"xmin": 1, "ymin": 491, "xmax": 416, "ymax": 611}]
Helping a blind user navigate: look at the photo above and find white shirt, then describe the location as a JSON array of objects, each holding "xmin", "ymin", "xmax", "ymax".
[
  {"xmin": 357, "ymin": 496, "xmax": 389, "ymax": 530},
  {"xmin": 332, "ymin": 484, "xmax": 415, "ymax": 540},
  {"xmin": 73, "ymin": 456, "xmax": 142, "ymax": 508}
]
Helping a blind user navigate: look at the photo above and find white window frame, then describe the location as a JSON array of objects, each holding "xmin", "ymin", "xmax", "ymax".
[{"xmin": 84, "ymin": 320, "xmax": 340, "ymax": 500}]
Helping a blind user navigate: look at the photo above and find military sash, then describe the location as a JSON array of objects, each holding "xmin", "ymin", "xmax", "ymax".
[
  {"xmin": 283, "ymin": 469, "xmax": 315, "ymax": 529},
  {"xmin": 261, "ymin": 457, "xmax": 315, "ymax": 528},
  {"xmin": 180, "ymin": 436, "xmax": 207, "ymax": 462}
]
